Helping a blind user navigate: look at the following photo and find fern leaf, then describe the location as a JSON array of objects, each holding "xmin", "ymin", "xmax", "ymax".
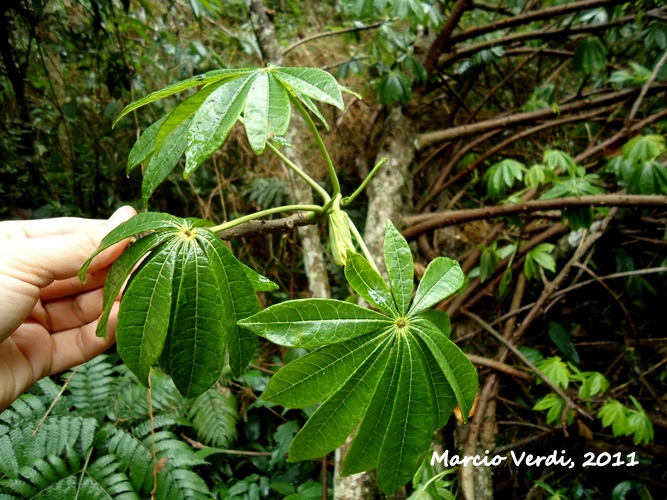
[
  {"xmin": 66, "ymin": 354, "xmax": 120, "ymax": 418},
  {"xmin": 186, "ymin": 385, "xmax": 238, "ymax": 448}
]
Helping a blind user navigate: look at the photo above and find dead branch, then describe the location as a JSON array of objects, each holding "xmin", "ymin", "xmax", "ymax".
[
  {"xmin": 282, "ymin": 20, "xmax": 387, "ymax": 56},
  {"xmin": 449, "ymin": 0, "xmax": 624, "ymax": 46},
  {"xmin": 417, "ymin": 84, "xmax": 667, "ymax": 149},
  {"xmin": 424, "ymin": 0, "xmax": 472, "ymax": 76},
  {"xmin": 403, "ymin": 194, "xmax": 667, "ymax": 240},
  {"xmin": 467, "ymin": 354, "xmax": 533, "ymax": 381}
]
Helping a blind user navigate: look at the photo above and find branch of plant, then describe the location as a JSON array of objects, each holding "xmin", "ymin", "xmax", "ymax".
[
  {"xmin": 282, "ymin": 20, "xmax": 388, "ymax": 56},
  {"xmin": 403, "ymin": 194, "xmax": 667, "ymax": 241},
  {"xmin": 288, "ymin": 94, "xmax": 341, "ymax": 196},
  {"xmin": 627, "ymin": 48, "xmax": 667, "ymax": 123},
  {"xmin": 265, "ymin": 140, "xmax": 331, "ymax": 202},
  {"xmin": 342, "ymin": 157, "xmax": 388, "ymax": 206},
  {"xmin": 461, "ymin": 309, "xmax": 593, "ymax": 420},
  {"xmin": 416, "ymin": 84, "xmax": 666, "ymax": 148},
  {"xmin": 348, "ymin": 218, "xmax": 380, "ymax": 273},
  {"xmin": 437, "ymin": 9, "xmax": 657, "ymax": 71},
  {"xmin": 467, "ymin": 354, "xmax": 533, "ymax": 382},
  {"xmin": 211, "ymin": 204, "xmax": 323, "ymax": 234},
  {"xmin": 448, "ymin": 0, "xmax": 623, "ymax": 46}
]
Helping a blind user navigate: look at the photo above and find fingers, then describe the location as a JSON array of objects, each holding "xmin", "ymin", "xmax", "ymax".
[
  {"xmin": 41, "ymin": 287, "xmax": 109, "ymax": 333},
  {"xmin": 41, "ymin": 265, "xmax": 109, "ymax": 302},
  {"xmin": 0, "ymin": 206, "xmax": 136, "ymax": 288},
  {"xmin": 48, "ymin": 303, "xmax": 118, "ymax": 375},
  {"xmin": 0, "ymin": 206, "xmax": 136, "ymax": 240}
]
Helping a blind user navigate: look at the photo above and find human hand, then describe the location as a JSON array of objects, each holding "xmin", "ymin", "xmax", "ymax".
[{"xmin": 0, "ymin": 206, "xmax": 136, "ymax": 411}]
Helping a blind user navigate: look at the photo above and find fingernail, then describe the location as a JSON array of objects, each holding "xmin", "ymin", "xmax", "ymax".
[{"xmin": 108, "ymin": 206, "xmax": 137, "ymax": 228}]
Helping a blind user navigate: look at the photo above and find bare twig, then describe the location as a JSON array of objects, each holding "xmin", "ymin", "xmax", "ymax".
[
  {"xmin": 627, "ymin": 49, "xmax": 667, "ymax": 123},
  {"xmin": 217, "ymin": 212, "xmax": 317, "ymax": 240},
  {"xmin": 282, "ymin": 20, "xmax": 387, "ymax": 56},
  {"xmin": 462, "ymin": 309, "xmax": 592, "ymax": 420},
  {"xmin": 467, "ymin": 354, "xmax": 533, "ymax": 381},
  {"xmin": 403, "ymin": 194, "xmax": 667, "ymax": 240}
]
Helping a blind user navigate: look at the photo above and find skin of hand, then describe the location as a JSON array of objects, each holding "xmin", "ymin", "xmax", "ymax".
[{"xmin": 0, "ymin": 206, "xmax": 136, "ymax": 412}]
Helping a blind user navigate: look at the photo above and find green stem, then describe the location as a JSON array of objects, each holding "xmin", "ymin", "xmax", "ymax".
[
  {"xmin": 348, "ymin": 218, "xmax": 379, "ymax": 273},
  {"xmin": 210, "ymin": 204, "xmax": 323, "ymax": 233},
  {"xmin": 342, "ymin": 157, "xmax": 388, "ymax": 206},
  {"xmin": 290, "ymin": 95, "xmax": 341, "ymax": 196},
  {"xmin": 266, "ymin": 141, "xmax": 331, "ymax": 203}
]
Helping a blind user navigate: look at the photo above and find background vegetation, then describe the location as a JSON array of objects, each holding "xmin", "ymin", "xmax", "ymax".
[{"xmin": 1, "ymin": 0, "xmax": 666, "ymax": 498}]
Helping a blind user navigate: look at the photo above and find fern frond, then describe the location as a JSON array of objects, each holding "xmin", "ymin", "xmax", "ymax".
[
  {"xmin": 114, "ymin": 369, "xmax": 186, "ymax": 422},
  {"xmin": 100, "ymin": 423, "xmax": 210, "ymax": 497},
  {"xmin": 186, "ymin": 385, "xmax": 238, "ymax": 448},
  {"xmin": 0, "ymin": 454, "xmax": 81, "ymax": 498},
  {"xmin": 66, "ymin": 354, "xmax": 120, "ymax": 418},
  {"xmin": 0, "ymin": 395, "xmax": 46, "ymax": 435},
  {"xmin": 79, "ymin": 455, "xmax": 139, "ymax": 499}
]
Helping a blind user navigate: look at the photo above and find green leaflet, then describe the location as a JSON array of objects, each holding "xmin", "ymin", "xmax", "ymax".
[
  {"xmin": 341, "ymin": 338, "xmax": 402, "ymax": 476},
  {"xmin": 415, "ymin": 310, "xmax": 451, "ymax": 339},
  {"xmin": 288, "ymin": 337, "xmax": 392, "ymax": 461},
  {"xmin": 412, "ymin": 318, "xmax": 478, "ymax": 421},
  {"xmin": 238, "ymin": 261, "xmax": 279, "ymax": 292},
  {"xmin": 409, "ymin": 257, "xmax": 464, "ymax": 315},
  {"xmin": 142, "ymin": 117, "xmax": 192, "ymax": 204},
  {"xmin": 244, "ymin": 72, "xmax": 292, "ymax": 154},
  {"xmin": 127, "ymin": 115, "xmax": 168, "ymax": 174},
  {"xmin": 383, "ymin": 220, "xmax": 413, "ymax": 316},
  {"xmin": 272, "ymin": 67, "xmax": 344, "ymax": 110},
  {"xmin": 186, "ymin": 73, "xmax": 256, "ymax": 176},
  {"xmin": 415, "ymin": 335, "xmax": 456, "ymax": 429},
  {"xmin": 79, "ymin": 212, "xmax": 182, "ymax": 280},
  {"xmin": 344, "ymin": 252, "xmax": 397, "ymax": 316},
  {"xmin": 238, "ymin": 299, "xmax": 392, "ymax": 348},
  {"xmin": 160, "ymin": 239, "xmax": 228, "ymax": 398},
  {"xmin": 263, "ymin": 331, "xmax": 391, "ymax": 408},
  {"xmin": 196, "ymin": 229, "xmax": 260, "ymax": 377},
  {"xmin": 113, "ymin": 68, "xmax": 252, "ymax": 126},
  {"xmin": 116, "ymin": 240, "xmax": 180, "ymax": 385},
  {"xmin": 98, "ymin": 231, "xmax": 176, "ymax": 337},
  {"xmin": 377, "ymin": 335, "xmax": 433, "ymax": 494}
]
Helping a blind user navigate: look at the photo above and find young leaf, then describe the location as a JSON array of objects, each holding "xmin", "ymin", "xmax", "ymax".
[
  {"xmin": 384, "ymin": 220, "xmax": 414, "ymax": 316},
  {"xmin": 411, "ymin": 318, "xmax": 477, "ymax": 421},
  {"xmin": 238, "ymin": 299, "xmax": 392, "ymax": 348},
  {"xmin": 79, "ymin": 212, "xmax": 182, "ymax": 280},
  {"xmin": 185, "ymin": 73, "xmax": 256, "ymax": 176},
  {"xmin": 573, "ymin": 37, "xmax": 607, "ymax": 74},
  {"xmin": 377, "ymin": 335, "xmax": 433, "ymax": 495},
  {"xmin": 409, "ymin": 258, "xmax": 464, "ymax": 315},
  {"xmin": 262, "ymin": 331, "xmax": 392, "ymax": 408},
  {"xmin": 622, "ymin": 134, "xmax": 665, "ymax": 166},
  {"xmin": 272, "ymin": 67, "xmax": 344, "ymax": 110},
  {"xmin": 98, "ymin": 230, "xmax": 176, "ymax": 337},
  {"xmin": 142, "ymin": 117, "xmax": 192, "ymax": 203},
  {"xmin": 344, "ymin": 252, "xmax": 398, "ymax": 316},
  {"xmin": 244, "ymin": 72, "xmax": 291, "ymax": 154},
  {"xmin": 599, "ymin": 400, "xmax": 629, "ymax": 437},
  {"xmin": 127, "ymin": 115, "xmax": 168, "ymax": 174},
  {"xmin": 113, "ymin": 68, "xmax": 252, "ymax": 126},
  {"xmin": 535, "ymin": 356, "xmax": 570, "ymax": 390},
  {"xmin": 288, "ymin": 337, "xmax": 392, "ymax": 462},
  {"xmin": 116, "ymin": 240, "xmax": 180, "ymax": 385}
]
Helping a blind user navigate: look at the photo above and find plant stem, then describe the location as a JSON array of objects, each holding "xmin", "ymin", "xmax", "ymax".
[
  {"xmin": 342, "ymin": 157, "xmax": 388, "ymax": 206},
  {"xmin": 210, "ymin": 204, "xmax": 323, "ymax": 233},
  {"xmin": 348, "ymin": 218, "xmax": 379, "ymax": 273},
  {"xmin": 289, "ymin": 94, "xmax": 341, "ymax": 196},
  {"xmin": 266, "ymin": 141, "xmax": 331, "ymax": 202}
]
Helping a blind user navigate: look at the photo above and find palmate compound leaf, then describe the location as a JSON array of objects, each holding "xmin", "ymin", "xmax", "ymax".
[
  {"xmin": 80, "ymin": 213, "xmax": 271, "ymax": 398},
  {"xmin": 239, "ymin": 220, "xmax": 478, "ymax": 495},
  {"xmin": 116, "ymin": 65, "xmax": 345, "ymax": 198}
]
